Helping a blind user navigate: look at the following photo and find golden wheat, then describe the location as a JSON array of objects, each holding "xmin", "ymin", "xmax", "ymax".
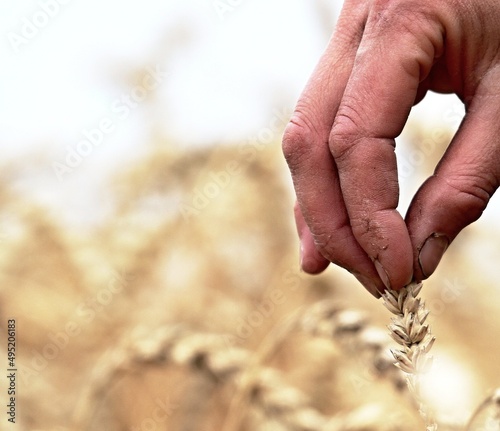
[
  {"xmin": 74, "ymin": 313, "xmax": 420, "ymax": 431},
  {"xmin": 73, "ymin": 325, "xmax": 335, "ymax": 431},
  {"xmin": 382, "ymin": 282, "xmax": 437, "ymax": 431},
  {"xmin": 300, "ymin": 300, "xmax": 407, "ymax": 393}
]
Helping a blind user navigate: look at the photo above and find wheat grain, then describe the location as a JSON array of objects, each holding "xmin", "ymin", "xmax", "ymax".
[
  {"xmin": 382, "ymin": 282, "xmax": 437, "ymax": 431},
  {"xmin": 300, "ymin": 300, "xmax": 407, "ymax": 392}
]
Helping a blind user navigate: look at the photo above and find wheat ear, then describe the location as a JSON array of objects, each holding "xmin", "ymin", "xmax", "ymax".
[
  {"xmin": 382, "ymin": 282, "xmax": 437, "ymax": 431},
  {"xmin": 301, "ymin": 301, "xmax": 407, "ymax": 392},
  {"xmin": 73, "ymin": 325, "xmax": 337, "ymax": 431},
  {"xmin": 74, "ymin": 323, "xmax": 418, "ymax": 431}
]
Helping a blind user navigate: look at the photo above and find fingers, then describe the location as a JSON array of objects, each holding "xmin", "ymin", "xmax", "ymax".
[
  {"xmin": 406, "ymin": 69, "xmax": 500, "ymax": 280},
  {"xmin": 285, "ymin": 0, "xmax": 500, "ymax": 293},
  {"xmin": 294, "ymin": 203, "xmax": 330, "ymax": 274},
  {"xmin": 328, "ymin": 6, "xmax": 445, "ymax": 290},
  {"xmin": 293, "ymin": 195, "xmax": 384, "ymax": 297},
  {"xmin": 286, "ymin": 127, "xmax": 386, "ymax": 295},
  {"xmin": 284, "ymin": 0, "xmax": 390, "ymax": 293}
]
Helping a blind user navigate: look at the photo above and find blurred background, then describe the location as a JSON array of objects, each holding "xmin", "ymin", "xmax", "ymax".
[{"xmin": 1, "ymin": 1, "xmax": 500, "ymax": 430}]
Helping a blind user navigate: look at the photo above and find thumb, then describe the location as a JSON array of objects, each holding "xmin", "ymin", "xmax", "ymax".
[{"xmin": 406, "ymin": 71, "xmax": 500, "ymax": 280}]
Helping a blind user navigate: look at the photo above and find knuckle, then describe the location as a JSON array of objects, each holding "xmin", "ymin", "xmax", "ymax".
[
  {"xmin": 428, "ymin": 166, "xmax": 498, "ymax": 227},
  {"xmin": 372, "ymin": 0, "xmax": 428, "ymax": 23},
  {"xmin": 442, "ymin": 170, "xmax": 496, "ymax": 222},
  {"xmin": 311, "ymin": 228, "xmax": 352, "ymax": 268},
  {"xmin": 282, "ymin": 113, "xmax": 319, "ymax": 170},
  {"xmin": 367, "ymin": 1, "xmax": 441, "ymax": 76},
  {"xmin": 282, "ymin": 123, "xmax": 305, "ymax": 164},
  {"xmin": 311, "ymin": 231, "xmax": 336, "ymax": 262},
  {"xmin": 329, "ymin": 108, "xmax": 364, "ymax": 163},
  {"xmin": 367, "ymin": 0, "xmax": 438, "ymax": 40}
]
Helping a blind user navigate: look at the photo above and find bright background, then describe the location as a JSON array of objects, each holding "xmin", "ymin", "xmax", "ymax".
[{"xmin": 2, "ymin": 0, "xmax": 338, "ymax": 228}]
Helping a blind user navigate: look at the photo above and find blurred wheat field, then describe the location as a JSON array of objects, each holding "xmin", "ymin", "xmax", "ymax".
[{"xmin": 1, "ymin": 128, "xmax": 500, "ymax": 431}]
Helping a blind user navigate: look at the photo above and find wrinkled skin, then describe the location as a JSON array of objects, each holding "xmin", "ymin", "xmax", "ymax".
[{"xmin": 282, "ymin": 0, "xmax": 500, "ymax": 296}]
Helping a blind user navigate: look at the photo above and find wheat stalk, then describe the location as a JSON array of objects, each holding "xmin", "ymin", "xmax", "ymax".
[{"xmin": 382, "ymin": 282, "xmax": 437, "ymax": 431}]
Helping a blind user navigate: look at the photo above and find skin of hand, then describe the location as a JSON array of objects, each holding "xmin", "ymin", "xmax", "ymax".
[{"xmin": 282, "ymin": 0, "xmax": 500, "ymax": 296}]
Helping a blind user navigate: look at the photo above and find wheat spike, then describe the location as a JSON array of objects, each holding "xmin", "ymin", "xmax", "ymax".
[
  {"xmin": 73, "ymin": 321, "xmax": 419, "ymax": 431},
  {"xmin": 73, "ymin": 325, "xmax": 336, "ymax": 431},
  {"xmin": 300, "ymin": 300, "xmax": 407, "ymax": 392},
  {"xmin": 382, "ymin": 282, "xmax": 438, "ymax": 431}
]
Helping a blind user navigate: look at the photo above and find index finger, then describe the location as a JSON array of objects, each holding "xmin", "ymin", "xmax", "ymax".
[{"xmin": 329, "ymin": 3, "xmax": 445, "ymax": 289}]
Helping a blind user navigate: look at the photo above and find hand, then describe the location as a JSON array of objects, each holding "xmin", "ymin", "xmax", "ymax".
[{"xmin": 282, "ymin": 0, "xmax": 500, "ymax": 296}]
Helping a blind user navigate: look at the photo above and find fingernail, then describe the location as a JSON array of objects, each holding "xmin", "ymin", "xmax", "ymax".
[
  {"xmin": 374, "ymin": 259, "xmax": 391, "ymax": 290},
  {"xmin": 419, "ymin": 233, "xmax": 449, "ymax": 278}
]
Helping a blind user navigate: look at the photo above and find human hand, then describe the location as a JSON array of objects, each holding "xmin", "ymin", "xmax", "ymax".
[{"xmin": 282, "ymin": 0, "xmax": 500, "ymax": 296}]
